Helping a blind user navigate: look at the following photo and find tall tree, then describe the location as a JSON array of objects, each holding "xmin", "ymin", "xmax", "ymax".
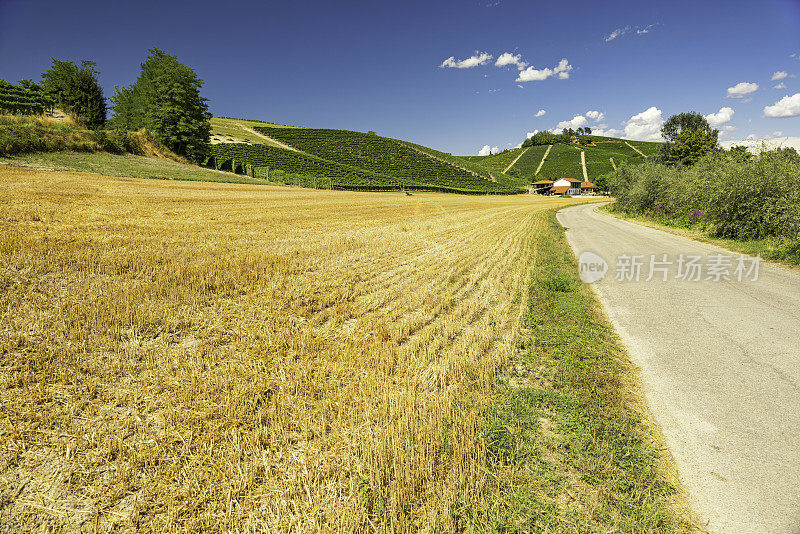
[
  {"xmin": 659, "ymin": 111, "xmax": 719, "ymax": 165},
  {"xmin": 661, "ymin": 111, "xmax": 715, "ymax": 143},
  {"xmin": 664, "ymin": 130, "xmax": 719, "ymax": 166},
  {"xmin": 41, "ymin": 59, "xmax": 106, "ymax": 129},
  {"xmin": 112, "ymin": 49, "xmax": 210, "ymax": 162}
]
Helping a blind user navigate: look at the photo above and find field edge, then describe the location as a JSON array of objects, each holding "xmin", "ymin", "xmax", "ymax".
[{"xmin": 470, "ymin": 207, "xmax": 700, "ymax": 531}]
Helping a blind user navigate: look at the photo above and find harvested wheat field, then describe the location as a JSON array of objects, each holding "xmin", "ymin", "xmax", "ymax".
[{"xmin": 0, "ymin": 167, "xmax": 586, "ymax": 531}]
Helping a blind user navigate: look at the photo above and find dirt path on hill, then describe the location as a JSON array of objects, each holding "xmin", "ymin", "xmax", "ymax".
[
  {"xmin": 580, "ymin": 150, "xmax": 588, "ymax": 181},
  {"xmin": 610, "ymin": 157, "xmax": 617, "ymax": 170},
  {"xmin": 503, "ymin": 146, "xmax": 530, "ymax": 173},
  {"xmin": 403, "ymin": 143, "xmax": 496, "ymax": 182},
  {"xmin": 242, "ymin": 126, "xmax": 300, "ymax": 152},
  {"xmin": 624, "ymin": 141, "xmax": 647, "ymax": 157},
  {"xmin": 534, "ymin": 145, "xmax": 552, "ymax": 175}
]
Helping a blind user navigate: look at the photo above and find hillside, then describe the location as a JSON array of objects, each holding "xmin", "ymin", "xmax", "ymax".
[
  {"xmin": 208, "ymin": 118, "xmax": 525, "ymax": 193},
  {"xmin": 463, "ymin": 136, "xmax": 663, "ymax": 183}
]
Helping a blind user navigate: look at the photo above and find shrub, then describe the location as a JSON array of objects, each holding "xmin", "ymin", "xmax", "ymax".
[{"xmin": 609, "ymin": 149, "xmax": 800, "ymax": 240}]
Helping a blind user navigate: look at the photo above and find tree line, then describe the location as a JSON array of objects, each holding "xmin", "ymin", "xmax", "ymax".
[{"xmin": 1, "ymin": 49, "xmax": 210, "ymax": 162}]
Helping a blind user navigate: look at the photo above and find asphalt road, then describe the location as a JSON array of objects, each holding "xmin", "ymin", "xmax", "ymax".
[{"xmin": 557, "ymin": 203, "xmax": 800, "ymax": 534}]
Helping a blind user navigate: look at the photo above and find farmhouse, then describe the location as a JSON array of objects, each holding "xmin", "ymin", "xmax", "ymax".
[
  {"xmin": 532, "ymin": 179, "xmax": 554, "ymax": 194},
  {"xmin": 552, "ymin": 178, "xmax": 583, "ymax": 195},
  {"xmin": 531, "ymin": 178, "xmax": 597, "ymax": 196}
]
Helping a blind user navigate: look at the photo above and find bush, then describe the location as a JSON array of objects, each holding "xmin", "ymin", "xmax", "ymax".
[{"xmin": 609, "ymin": 149, "xmax": 800, "ymax": 240}]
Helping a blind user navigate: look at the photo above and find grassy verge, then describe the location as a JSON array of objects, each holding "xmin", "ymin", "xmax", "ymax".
[
  {"xmin": 0, "ymin": 151, "xmax": 271, "ymax": 185},
  {"xmin": 603, "ymin": 203, "xmax": 800, "ymax": 269},
  {"xmin": 473, "ymin": 209, "xmax": 698, "ymax": 532}
]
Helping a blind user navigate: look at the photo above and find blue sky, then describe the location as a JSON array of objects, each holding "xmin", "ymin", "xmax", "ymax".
[{"xmin": 1, "ymin": 0, "xmax": 799, "ymax": 154}]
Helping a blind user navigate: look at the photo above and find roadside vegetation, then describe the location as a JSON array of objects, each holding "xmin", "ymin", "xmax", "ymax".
[
  {"xmin": 476, "ymin": 211, "xmax": 697, "ymax": 532},
  {"xmin": 607, "ymin": 111, "xmax": 800, "ymax": 266}
]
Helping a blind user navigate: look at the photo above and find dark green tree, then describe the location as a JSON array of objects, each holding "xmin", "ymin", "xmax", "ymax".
[
  {"xmin": 659, "ymin": 112, "xmax": 719, "ymax": 165},
  {"xmin": 41, "ymin": 59, "xmax": 106, "ymax": 129},
  {"xmin": 664, "ymin": 130, "xmax": 719, "ymax": 166},
  {"xmin": 661, "ymin": 111, "xmax": 715, "ymax": 143},
  {"xmin": 111, "ymin": 49, "xmax": 210, "ymax": 162}
]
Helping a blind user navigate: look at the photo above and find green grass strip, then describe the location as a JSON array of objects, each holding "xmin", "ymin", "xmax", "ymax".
[{"xmin": 466, "ymin": 209, "xmax": 697, "ymax": 532}]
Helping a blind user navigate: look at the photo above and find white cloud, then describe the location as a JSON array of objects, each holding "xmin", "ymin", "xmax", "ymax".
[
  {"xmin": 623, "ymin": 106, "xmax": 664, "ymax": 141},
  {"xmin": 604, "ymin": 26, "xmax": 629, "ymax": 42},
  {"xmin": 592, "ymin": 127, "xmax": 623, "ymax": 137},
  {"xmin": 772, "ymin": 71, "xmax": 788, "ymax": 80},
  {"xmin": 495, "ymin": 52, "xmax": 528, "ymax": 70},
  {"xmin": 516, "ymin": 58, "xmax": 572, "ymax": 82},
  {"xmin": 477, "ymin": 144, "xmax": 500, "ymax": 156},
  {"xmin": 553, "ymin": 58, "xmax": 573, "ymax": 79},
  {"xmin": 526, "ymin": 130, "xmax": 539, "ymax": 139},
  {"xmin": 440, "ymin": 52, "xmax": 493, "ymax": 69},
  {"xmin": 774, "ymin": 82, "xmax": 787, "ymax": 89},
  {"xmin": 727, "ymin": 82, "xmax": 759, "ymax": 98},
  {"xmin": 604, "ymin": 24, "xmax": 654, "ymax": 42},
  {"xmin": 719, "ymin": 125, "xmax": 737, "ymax": 139},
  {"xmin": 585, "ymin": 110, "xmax": 605, "ymax": 122},
  {"xmin": 721, "ymin": 135, "xmax": 800, "ymax": 153},
  {"xmin": 535, "ymin": 109, "xmax": 546, "ymax": 117},
  {"xmin": 705, "ymin": 106, "xmax": 734, "ymax": 127},
  {"xmin": 517, "ymin": 66, "xmax": 553, "ymax": 81},
  {"xmin": 555, "ymin": 115, "xmax": 589, "ymax": 131},
  {"xmin": 764, "ymin": 93, "xmax": 800, "ymax": 118}
]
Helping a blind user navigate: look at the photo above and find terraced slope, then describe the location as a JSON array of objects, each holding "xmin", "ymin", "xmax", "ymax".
[
  {"xmin": 209, "ymin": 142, "xmax": 521, "ymax": 193},
  {"xmin": 209, "ymin": 143, "xmax": 398, "ymax": 189},
  {"xmin": 507, "ymin": 145, "xmax": 550, "ymax": 177},
  {"xmin": 398, "ymin": 141, "xmax": 526, "ymax": 188},
  {"xmin": 248, "ymin": 126, "xmax": 524, "ymax": 193},
  {"xmin": 625, "ymin": 139, "xmax": 662, "ymax": 157},
  {"xmin": 583, "ymin": 141, "xmax": 644, "ymax": 178},
  {"xmin": 460, "ymin": 148, "xmax": 524, "ymax": 175},
  {"xmin": 537, "ymin": 144, "xmax": 585, "ymax": 179}
]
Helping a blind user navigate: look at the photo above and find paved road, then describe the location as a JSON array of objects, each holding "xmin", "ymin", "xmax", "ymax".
[{"xmin": 557, "ymin": 203, "xmax": 800, "ymax": 534}]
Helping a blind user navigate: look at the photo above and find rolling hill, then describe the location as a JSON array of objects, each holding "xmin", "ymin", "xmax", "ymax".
[
  {"xmin": 459, "ymin": 135, "xmax": 663, "ymax": 183},
  {"xmin": 208, "ymin": 118, "xmax": 527, "ymax": 193},
  {"xmin": 209, "ymin": 117, "xmax": 662, "ymax": 191}
]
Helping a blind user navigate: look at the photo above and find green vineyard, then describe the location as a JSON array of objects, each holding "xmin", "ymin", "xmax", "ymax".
[
  {"xmin": 252, "ymin": 126, "xmax": 523, "ymax": 192},
  {"xmin": 208, "ymin": 142, "xmax": 523, "ymax": 193},
  {"xmin": 536, "ymin": 144, "xmax": 585, "ymax": 179},
  {"xmin": 461, "ymin": 148, "xmax": 524, "ymax": 176},
  {"xmin": 0, "ymin": 80, "xmax": 53, "ymax": 115},
  {"xmin": 506, "ymin": 145, "xmax": 549, "ymax": 177}
]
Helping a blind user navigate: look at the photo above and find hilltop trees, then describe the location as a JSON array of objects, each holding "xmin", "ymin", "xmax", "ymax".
[
  {"xmin": 659, "ymin": 111, "xmax": 719, "ymax": 166},
  {"xmin": 111, "ymin": 49, "xmax": 210, "ymax": 162},
  {"xmin": 41, "ymin": 59, "xmax": 106, "ymax": 129}
]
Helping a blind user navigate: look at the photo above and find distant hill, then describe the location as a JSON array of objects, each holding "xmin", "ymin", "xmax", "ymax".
[
  {"xmin": 461, "ymin": 135, "xmax": 663, "ymax": 182},
  {"xmin": 208, "ymin": 118, "xmax": 526, "ymax": 193}
]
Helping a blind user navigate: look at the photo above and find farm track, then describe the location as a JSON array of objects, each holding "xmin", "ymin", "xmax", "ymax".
[
  {"xmin": 624, "ymin": 140, "xmax": 647, "ymax": 157},
  {"xmin": 0, "ymin": 166, "xmax": 582, "ymax": 532},
  {"xmin": 535, "ymin": 144, "xmax": 552, "ymax": 175},
  {"xmin": 503, "ymin": 146, "xmax": 530, "ymax": 173},
  {"xmin": 401, "ymin": 142, "xmax": 497, "ymax": 182},
  {"xmin": 580, "ymin": 150, "xmax": 588, "ymax": 181},
  {"xmin": 242, "ymin": 126, "xmax": 300, "ymax": 152}
]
